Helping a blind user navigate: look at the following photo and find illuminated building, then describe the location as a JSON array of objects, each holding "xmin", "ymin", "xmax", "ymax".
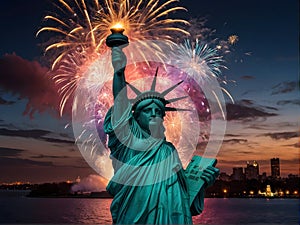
[
  {"xmin": 258, "ymin": 184, "xmax": 277, "ymax": 197},
  {"xmin": 245, "ymin": 161, "xmax": 259, "ymax": 180},
  {"xmin": 271, "ymin": 158, "xmax": 280, "ymax": 178}
]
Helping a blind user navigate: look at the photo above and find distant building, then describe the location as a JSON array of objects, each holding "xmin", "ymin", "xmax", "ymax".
[
  {"xmin": 219, "ymin": 172, "xmax": 231, "ymax": 182},
  {"xmin": 288, "ymin": 174, "xmax": 298, "ymax": 179},
  {"xmin": 245, "ymin": 161, "xmax": 259, "ymax": 180},
  {"xmin": 260, "ymin": 172, "xmax": 267, "ymax": 181},
  {"xmin": 231, "ymin": 167, "xmax": 244, "ymax": 181},
  {"xmin": 271, "ymin": 158, "xmax": 280, "ymax": 178}
]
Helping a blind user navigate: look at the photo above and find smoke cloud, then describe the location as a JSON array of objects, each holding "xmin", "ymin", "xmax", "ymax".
[{"xmin": 71, "ymin": 174, "xmax": 108, "ymax": 192}]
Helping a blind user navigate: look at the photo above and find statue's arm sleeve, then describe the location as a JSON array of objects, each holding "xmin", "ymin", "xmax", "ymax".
[{"xmin": 112, "ymin": 47, "xmax": 128, "ymax": 121}]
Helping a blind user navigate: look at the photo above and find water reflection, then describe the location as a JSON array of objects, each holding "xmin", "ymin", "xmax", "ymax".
[
  {"xmin": 0, "ymin": 192, "xmax": 298, "ymax": 225},
  {"xmin": 193, "ymin": 198, "xmax": 299, "ymax": 224},
  {"xmin": 63, "ymin": 199, "xmax": 112, "ymax": 224},
  {"xmin": 193, "ymin": 198, "xmax": 238, "ymax": 224}
]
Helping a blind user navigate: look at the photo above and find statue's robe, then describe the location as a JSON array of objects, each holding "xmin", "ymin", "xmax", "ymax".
[{"xmin": 104, "ymin": 104, "xmax": 204, "ymax": 224}]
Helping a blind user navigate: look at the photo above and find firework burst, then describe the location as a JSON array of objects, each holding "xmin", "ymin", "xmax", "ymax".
[
  {"xmin": 171, "ymin": 39, "xmax": 225, "ymax": 83},
  {"xmin": 37, "ymin": 0, "xmax": 190, "ymax": 115},
  {"xmin": 93, "ymin": 0, "xmax": 190, "ymax": 45},
  {"xmin": 228, "ymin": 35, "xmax": 239, "ymax": 45},
  {"xmin": 169, "ymin": 38, "xmax": 233, "ymax": 119},
  {"xmin": 71, "ymin": 39, "xmax": 229, "ymax": 177},
  {"xmin": 37, "ymin": 1, "xmax": 233, "ymax": 177}
]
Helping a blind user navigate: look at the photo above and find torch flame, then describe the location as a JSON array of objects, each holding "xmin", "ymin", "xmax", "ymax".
[{"xmin": 111, "ymin": 22, "xmax": 124, "ymax": 29}]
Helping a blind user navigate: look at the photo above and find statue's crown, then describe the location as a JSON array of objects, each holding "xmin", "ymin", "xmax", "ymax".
[{"xmin": 127, "ymin": 68, "xmax": 190, "ymax": 112}]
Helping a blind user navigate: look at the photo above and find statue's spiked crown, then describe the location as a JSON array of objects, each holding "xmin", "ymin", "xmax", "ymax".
[
  {"xmin": 127, "ymin": 68, "xmax": 190, "ymax": 112},
  {"xmin": 106, "ymin": 28, "xmax": 189, "ymax": 112}
]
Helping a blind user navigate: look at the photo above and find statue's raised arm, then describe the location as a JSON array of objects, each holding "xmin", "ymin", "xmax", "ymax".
[{"xmin": 111, "ymin": 46, "xmax": 128, "ymax": 119}]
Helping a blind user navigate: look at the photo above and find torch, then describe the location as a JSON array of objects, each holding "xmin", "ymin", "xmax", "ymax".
[
  {"xmin": 106, "ymin": 23, "xmax": 129, "ymax": 48},
  {"xmin": 106, "ymin": 23, "xmax": 129, "ymax": 73}
]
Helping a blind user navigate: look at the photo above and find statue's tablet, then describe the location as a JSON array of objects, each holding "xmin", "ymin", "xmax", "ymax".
[{"xmin": 185, "ymin": 155, "xmax": 217, "ymax": 206}]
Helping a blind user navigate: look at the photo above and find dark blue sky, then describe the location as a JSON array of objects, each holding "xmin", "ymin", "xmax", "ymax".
[
  {"xmin": 1, "ymin": 1, "xmax": 298, "ymax": 60},
  {"xmin": 0, "ymin": 0, "xmax": 298, "ymax": 91},
  {"xmin": 0, "ymin": 0, "xmax": 298, "ymax": 183}
]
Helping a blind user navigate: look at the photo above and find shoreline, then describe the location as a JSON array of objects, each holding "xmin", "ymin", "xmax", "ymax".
[{"xmin": 1, "ymin": 190, "xmax": 298, "ymax": 199}]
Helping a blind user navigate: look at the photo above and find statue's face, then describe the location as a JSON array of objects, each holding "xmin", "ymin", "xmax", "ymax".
[{"xmin": 136, "ymin": 102, "xmax": 164, "ymax": 131}]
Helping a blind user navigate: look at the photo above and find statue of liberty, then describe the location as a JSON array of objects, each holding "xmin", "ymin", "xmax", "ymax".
[{"xmin": 104, "ymin": 33, "xmax": 219, "ymax": 224}]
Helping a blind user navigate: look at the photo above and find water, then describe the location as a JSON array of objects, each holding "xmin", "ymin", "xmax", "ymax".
[{"xmin": 0, "ymin": 190, "xmax": 299, "ymax": 224}]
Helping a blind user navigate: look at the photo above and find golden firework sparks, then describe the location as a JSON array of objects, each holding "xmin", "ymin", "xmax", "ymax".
[
  {"xmin": 37, "ymin": 0, "xmax": 190, "ymax": 115},
  {"xmin": 228, "ymin": 35, "xmax": 239, "ymax": 45}
]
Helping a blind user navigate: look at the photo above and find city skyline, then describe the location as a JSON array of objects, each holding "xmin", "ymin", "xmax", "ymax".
[
  {"xmin": 0, "ymin": 152, "xmax": 295, "ymax": 184},
  {"xmin": 0, "ymin": 157, "xmax": 295, "ymax": 186},
  {"xmin": 0, "ymin": 0, "xmax": 299, "ymax": 183},
  {"xmin": 222, "ymin": 158, "xmax": 286, "ymax": 179}
]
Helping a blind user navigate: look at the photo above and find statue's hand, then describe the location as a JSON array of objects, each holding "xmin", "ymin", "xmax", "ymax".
[
  {"xmin": 200, "ymin": 166, "xmax": 219, "ymax": 188},
  {"xmin": 112, "ymin": 46, "xmax": 127, "ymax": 72}
]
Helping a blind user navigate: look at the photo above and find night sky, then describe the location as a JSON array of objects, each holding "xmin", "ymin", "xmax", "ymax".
[{"xmin": 0, "ymin": 0, "xmax": 298, "ymax": 183}]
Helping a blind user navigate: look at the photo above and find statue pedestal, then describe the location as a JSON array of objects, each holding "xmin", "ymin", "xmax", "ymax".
[{"xmin": 185, "ymin": 155, "xmax": 217, "ymax": 206}]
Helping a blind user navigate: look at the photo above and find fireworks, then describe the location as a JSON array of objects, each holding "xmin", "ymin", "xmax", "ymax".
[
  {"xmin": 93, "ymin": 0, "xmax": 189, "ymax": 44},
  {"xmin": 70, "ymin": 38, "xmax": 229, "ymax": 176},
  {"xmin": 37, "ymin": 0, "xmax": 233, "ymax": 178},
  {"xmin": 170, "ymin": 39, "xmax": 225, "ymax": 83},
  {"xmin": 169, "ymin": 38, "xmax": 232, "ymax": 119},
  {"xmin": 228, "ymin": 35, "xmax": 239, "ymax": 45},
  {"xmin": 37, "ymin": 0, "xmax": 190, "ymax": 115},
  {"xmin": 37, "ymin": 0, "xmax": 190, "ymax": 61}
]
